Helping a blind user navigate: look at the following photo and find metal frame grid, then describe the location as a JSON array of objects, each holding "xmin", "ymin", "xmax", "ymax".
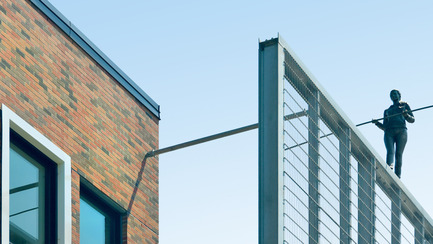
[{"xmin": 259, "ymin": 36, "xmax": 433, "ymax": 244}]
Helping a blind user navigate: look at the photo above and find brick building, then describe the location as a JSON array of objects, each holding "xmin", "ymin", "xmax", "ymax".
[{"xmin": 0, "ymin": 0, "xmax": 160, "ymax": 243}]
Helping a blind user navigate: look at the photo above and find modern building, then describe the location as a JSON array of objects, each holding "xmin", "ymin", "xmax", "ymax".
[{"xmin": 1, "ymin": 0, "xmax": 160, "ymax": 243}]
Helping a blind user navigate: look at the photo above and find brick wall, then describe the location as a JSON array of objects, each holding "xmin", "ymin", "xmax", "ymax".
[{"xmin": 0, "ymin": 0, "xmax": 159, "ymax": 243}]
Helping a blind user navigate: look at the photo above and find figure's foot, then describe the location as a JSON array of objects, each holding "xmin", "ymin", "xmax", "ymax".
[{"xmin": 389, "ymin": 164, "xmax": 394, "ymax": 170}]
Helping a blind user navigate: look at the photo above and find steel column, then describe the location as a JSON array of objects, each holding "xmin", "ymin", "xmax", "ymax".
[
  {"xmin": 358, "ymin": 157, "xmax": 376, "ymax": 244},
  {"xmin": 340, "ymin": 128, "xmax": 352, "ymax": 244},
  {"xmin": 414, "ymin": 214, "xmax": 425, "ymax": 244},
  {"xmin": 391, "ymin": 184, "xmax": 402, "ymax": 244},
  {"xmin": 308, "ymin": 90, "xmax": 320, "ymax": 244},
  {"xmin": 258, "ymin": 39, "xmax": 285, "ymax": 244}
]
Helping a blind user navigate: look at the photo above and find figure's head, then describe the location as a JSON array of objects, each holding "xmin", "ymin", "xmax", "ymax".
[{"xmin": 390, "ymin": 89, "xmax": 401, "ymax": 102}]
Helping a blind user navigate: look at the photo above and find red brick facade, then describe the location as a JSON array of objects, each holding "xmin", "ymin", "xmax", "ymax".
[{"xmin": 0, "ymin": 0, "xmax": 159, "ymax": 243}]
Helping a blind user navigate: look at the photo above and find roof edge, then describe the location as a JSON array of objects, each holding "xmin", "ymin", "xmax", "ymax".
[{"xmin": 29, "ymin": 0, "xmax": 161, "ymax": 119}]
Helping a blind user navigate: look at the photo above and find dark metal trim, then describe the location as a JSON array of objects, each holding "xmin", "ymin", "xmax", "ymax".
[
  {"xmin": 146, "ymin": 123, "xmax": 259, "ymax": 158},
  {"xmin": 28, "ymin": 0, "xmax": 161, "ymax": 119},
  {"xmin": 80, "ymin": 177, "xmax": 127, "ymax": 214}
]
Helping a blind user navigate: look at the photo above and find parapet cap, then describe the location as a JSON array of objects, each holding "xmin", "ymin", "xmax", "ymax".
[{"xmin": 31, "ymin": 0, "xmax": 161, "ymax": 119}]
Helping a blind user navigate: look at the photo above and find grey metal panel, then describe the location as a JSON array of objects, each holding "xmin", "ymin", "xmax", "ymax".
[
  {"xmin": 258, "ymin": 38, "xmax": 285, "ymax": 244},
  {"xmin": 29, "ymin": 0, "xmax": 161, "ymax": 118}
]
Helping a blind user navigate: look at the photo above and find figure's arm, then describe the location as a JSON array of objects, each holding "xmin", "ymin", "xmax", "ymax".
[
  {"xmin": 403, "ymin": 103, "xmax": 415, "ymax": 123},
  {"xmin": 373, "ymin": 110, "xmax": 387, "ymax": 130},
  {"xmin": 373, "ymin": 119, "xmax": 385, "ymax": 130}
]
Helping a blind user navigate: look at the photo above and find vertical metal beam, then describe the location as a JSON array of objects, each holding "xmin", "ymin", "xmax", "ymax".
[
  {"xmin": 414, "ymin": 214, "xmax": 425, "ymax": 244},
  {"xmin": 391, "ymin": 184, "xmax": 402, "ymax": 244},
  {"xmin": 340, "ymin": 128, "xmax": 352, "ymax": 244},
  {"xmin": 358, "ymin": 157, "xmax": 376, "ymax": 244},
  {"xmin": 258, "ymin": 38, "xmax": 284, "ymax": 244},
  {"xmin": 308, "ymin": 90, "xmax": 320, "ymax": 244}
]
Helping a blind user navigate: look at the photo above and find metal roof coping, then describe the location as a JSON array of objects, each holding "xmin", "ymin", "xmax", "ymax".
[{"xmin": 29, "ymin": 0, "xmax": 161, "ymax": 119}]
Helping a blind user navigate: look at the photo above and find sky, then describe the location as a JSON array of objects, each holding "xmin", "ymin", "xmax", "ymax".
[{"xmin": 47, "ymin": 1, "xmax": 433, "ymax": 243}]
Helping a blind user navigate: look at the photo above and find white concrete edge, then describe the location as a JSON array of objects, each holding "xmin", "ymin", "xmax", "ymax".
[
  {"xmin": 1, "ymin": 105, "xmax": 10, "ymax": 244},
  {"xmin": 1, "ymin": 104, "xmax": 71, "ymax": 244}
]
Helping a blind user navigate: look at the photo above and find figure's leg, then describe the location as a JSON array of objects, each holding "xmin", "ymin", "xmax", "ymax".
[
  {"xmin": 384, "ymin": 132, "xmax": 395, "ymax": 167},
  {"xmin": 394, "ymin": 129, "xmax": 408, "ymax": 178}
]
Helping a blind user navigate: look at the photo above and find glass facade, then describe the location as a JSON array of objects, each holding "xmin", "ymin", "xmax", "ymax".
[
  {"xmin": 9, "ymin": 133, "xmax": 56, "ymax": 244},
  {"xmin": 10, "ymin": 143, "xmax": 45, "ymax": 243},
  {"xmin": 80, "ymin": 197, "xmax": 107, "ymax": 243},
  {"xmin": 80, "ymin": 187, "xmax": 121, "ymax": 244}
]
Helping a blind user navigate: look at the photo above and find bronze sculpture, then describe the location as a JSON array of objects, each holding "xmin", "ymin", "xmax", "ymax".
[{"xmin": 373, "ymin": 89, "xmax": 415, "ymax": 178}]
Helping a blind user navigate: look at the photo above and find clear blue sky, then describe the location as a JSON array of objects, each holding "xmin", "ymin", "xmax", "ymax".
[{"xmin": 48, "ymin": 1, "xmax": 433, "ymax": 243}]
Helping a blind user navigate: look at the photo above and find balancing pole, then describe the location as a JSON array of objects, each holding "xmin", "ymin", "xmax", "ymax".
[
  {"xmin": 356, "ymin": 104, "xmax": 433, "ymax": 127},
  {"xmin": 284, "ymin": 104, "xmax": 433, "ymax": 151}
]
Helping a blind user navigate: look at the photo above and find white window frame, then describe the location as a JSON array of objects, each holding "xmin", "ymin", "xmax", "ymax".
[{"xmin": 2, "ymin": 104, "xmax": 72, "ymax": 244}]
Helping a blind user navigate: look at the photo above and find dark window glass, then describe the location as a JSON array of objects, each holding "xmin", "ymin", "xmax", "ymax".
[
  {"xmin": 9, "ymin": 131, "xmax": 56, "ymax": 244},
  {"xmin": 80, "ymin": 187, "xmax": 121, "ymax": 244}
]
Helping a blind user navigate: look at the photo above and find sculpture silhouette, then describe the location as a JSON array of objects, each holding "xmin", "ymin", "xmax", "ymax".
[{"xmin": 373, "ymin": 89, "xmax": 415, "ymax": 178}]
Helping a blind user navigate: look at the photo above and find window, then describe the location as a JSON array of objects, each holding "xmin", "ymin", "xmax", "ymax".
[
  {"xmin": 9, "ymin": 131, "xmax": 57, "ymax": 244},
  {"xmin": 80, "ymin": 182, "xmax": 123, "ymax": 244},
  {"xmin": 2, "ymin": 104, "xmax": 72, "ymax": 244}
]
